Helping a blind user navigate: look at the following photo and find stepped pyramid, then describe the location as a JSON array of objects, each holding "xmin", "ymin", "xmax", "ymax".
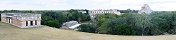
[{"xmin": 138, "ymin": 4, "xmax": 152, "ymax": 14}]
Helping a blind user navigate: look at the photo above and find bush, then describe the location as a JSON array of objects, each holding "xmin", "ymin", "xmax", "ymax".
[
  {"xmin": 46, "ymin": 20, "xmax": 60, "ymax": 28},
  {"xmin": 78, "ymin": 23, "xmax": 97, "ymax": 33}
]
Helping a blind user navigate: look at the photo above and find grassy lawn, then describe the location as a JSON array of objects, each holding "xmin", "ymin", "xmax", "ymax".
[{"xmin": 0, "ymin": 22, "xmax": 176, "ymax": 40}]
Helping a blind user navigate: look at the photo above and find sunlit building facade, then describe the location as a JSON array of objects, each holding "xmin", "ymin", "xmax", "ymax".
[{"xmin": 1, "ymin": 13, "xmax": 41, "ymax": 28}]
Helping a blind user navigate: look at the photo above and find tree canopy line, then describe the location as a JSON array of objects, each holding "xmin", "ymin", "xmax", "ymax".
[
  {"xmin": 41, "ymin": 9, "xmax": 91, "ymax": 28},
  {"xmin": 79, "ymin": 11, "xmax": 176, "ymax": 35},
  {"xmin": 1, "ymin": 10, "xmax": 176, "ymax": 36}
]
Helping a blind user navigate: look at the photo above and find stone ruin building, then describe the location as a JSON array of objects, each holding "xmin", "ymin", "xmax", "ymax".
[
  {"xmin": 138, "ymin": 4, "xmax": 153, "ymax": 14},
  {"xmin": 1, "ymin": 13, "xmax": 41, "ymax": 28}
]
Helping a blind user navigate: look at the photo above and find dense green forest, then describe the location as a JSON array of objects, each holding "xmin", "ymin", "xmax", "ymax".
[
  {"xmin": 41, "ymin": 9, "xmax": 91, "ymax": 28},
  {"xmin": 1, "ymin": 10, "xmax": 176, "ymax": 36},
  {"xmin": 79, "ymin": 11, "xmax": 176, "ymax": 35}
]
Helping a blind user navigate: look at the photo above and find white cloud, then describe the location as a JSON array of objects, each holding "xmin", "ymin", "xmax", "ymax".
[
  {"xmin": 0, "ymin": 0, "xmax": 70, "ymax": 10},
  {"xmin": 0, "ymin": 0, "xmax": 176, "ymax": 11}
]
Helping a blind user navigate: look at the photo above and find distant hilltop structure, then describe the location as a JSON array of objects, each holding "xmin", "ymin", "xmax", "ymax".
[
  {"xmin": 89, "ymin": 9, "xmax": 120, "ymax": 17},
  {"xmin": 1, "ymin": 13, "xmax": 41, "ymax": 28},
  {"xmin": 88, "ymin": 9, "xmax": 121, "ymax": 21},
  {"xmin": 138, "ymin": 4, "xmax": 153, "ymax": 14}
]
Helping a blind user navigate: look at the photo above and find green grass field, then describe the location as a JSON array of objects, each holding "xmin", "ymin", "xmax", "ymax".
[{"xmin": 0, "ymin": 22, "xmax": 176, "ymax": 40}]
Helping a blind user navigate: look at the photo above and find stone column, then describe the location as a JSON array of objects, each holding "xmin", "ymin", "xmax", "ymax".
[
  {"xmin": 37, "ymin": 20, "xmax": 41, "ymax": 26},
  {"xmin": 28, "ymin": 21, "xmax": 30, "ymax": 27},
  {"xmin": 33, "ymin": 20, "xmax": 35, "ymax": 26}
]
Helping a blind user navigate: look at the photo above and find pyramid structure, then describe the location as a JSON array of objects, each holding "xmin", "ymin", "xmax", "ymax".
[{"xmin": 138, "ymin": 4, "xmax": 153, "ymax": 14}]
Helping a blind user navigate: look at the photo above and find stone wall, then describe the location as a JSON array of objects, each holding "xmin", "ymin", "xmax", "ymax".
[
  {"xmin": 12, "ymin": 17, "xmax": 22, "ymax": 28},
  {"xmin": 1, "ymin": 13, "xmax": 42, "ymax": 28}
]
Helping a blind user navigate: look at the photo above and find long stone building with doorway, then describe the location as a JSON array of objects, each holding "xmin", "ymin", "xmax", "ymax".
[
  {"xmin": 89, "ymin": 9, "xmax": 121, "ymax": 21},
  {"xmin": 89, "ymin": 9, "xmax": 121, "ymax": 17},
  {"xmin": 1, "ymin": 13, "xmax": 41, "ymax": 28}
]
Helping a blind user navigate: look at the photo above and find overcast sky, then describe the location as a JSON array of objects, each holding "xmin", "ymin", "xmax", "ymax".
[{"xmin": 0, "ymin": 0, "xmax": 176, "ymax": 11}]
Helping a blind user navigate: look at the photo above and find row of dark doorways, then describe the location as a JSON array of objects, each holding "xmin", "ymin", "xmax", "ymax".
[{"xmin": 26, "ymin": 20, "xmax": 37, "ymax": 26}]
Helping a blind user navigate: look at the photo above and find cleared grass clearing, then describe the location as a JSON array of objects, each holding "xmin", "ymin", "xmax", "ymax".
[{"xmin": 0, "ymin": 22, "xmax": 176, "ymax": 40}]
